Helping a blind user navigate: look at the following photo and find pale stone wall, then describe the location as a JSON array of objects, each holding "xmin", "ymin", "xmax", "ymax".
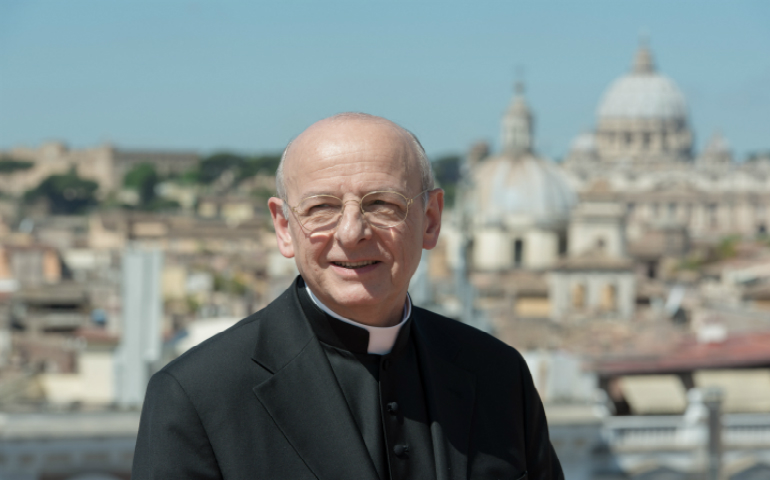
[
  {"xmin": 549, "ymin": 271, "xmax": 636, "ymax": 321},
  {"xmin": 38, "ymin": 350, "xmax": 115, "ymax": 404},
  {"xmin": 0, "ymin": 143, "xmax": 116, "ymax": 196},
  {"xmin": 596, "ymin": 117, "xmax": 692, "ymax": 162},
  {"xmin": 568, "ymin": 203, "xmax": 626, "ymax": 257},
  {"xmin": 524, "ymin": 229, "xmax": 559, "ymax": 268},
  {"xmin": 563, "ymin": 160, "xmax": 770, "ymax": 241},
  {"xmin": 474, "ymin": 230, "xmax": 514, "ymax": 271}
]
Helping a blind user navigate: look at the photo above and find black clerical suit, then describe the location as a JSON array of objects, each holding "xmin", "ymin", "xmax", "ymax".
[{"xmin": 133, "ymin": 277, "xmax": 563, "ymax": 480}]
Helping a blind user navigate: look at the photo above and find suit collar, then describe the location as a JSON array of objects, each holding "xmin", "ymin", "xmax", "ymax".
[
  {"xmin": 250, "ymin": 277, "xmax": 380, "ymax": 480},
  {"xmin": 297, "ymin": 278, "xmax": 371, "ymax": 354},
  {"xmin": 250, "ymin": 279, "xmax": 476, "ymax": 480},
  {"xmin": 249, "ymin": 277, "xmax": 315, "ymax": 374},
  {"xmin": 298, "ymin": 278, "xmax": 413, "ymax": 360}
]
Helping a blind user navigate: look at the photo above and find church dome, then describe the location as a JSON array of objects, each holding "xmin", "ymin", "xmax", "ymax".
[
  {"xmin": 597, "ymin": 45, "xmax": 687, "ymax": 121},
  {"xmin": 471, "ymin": 153, "xmax": 575, "ymax": 229}
]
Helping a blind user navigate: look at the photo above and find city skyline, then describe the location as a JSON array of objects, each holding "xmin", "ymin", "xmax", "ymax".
[{"xmin": 1, "ymin": 0, "xmax": 768, "ymax": 160}]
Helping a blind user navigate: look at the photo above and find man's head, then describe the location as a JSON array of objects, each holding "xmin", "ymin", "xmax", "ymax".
[{"xmin": 268, "ymin": 113, "xmax": 444, "ymax": 327}]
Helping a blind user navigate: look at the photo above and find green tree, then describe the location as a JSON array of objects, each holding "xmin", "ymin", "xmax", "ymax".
[
  {"xmin": 124, "ymin": 163, "xmax": 159, "ymax": 206},
  {"xmin": 193, "ymin": 152, "xmax": 281, "ymax": 186},
  {"xmin": 431, "ymin": 154, "xmax": 461, "ymax": 206},
  {"xmin": 716, "ymin": 235, "xmax": 741, "ymax": 260},
  {"xmin": 0, "ymin": 158, "xmax": 34, "ymax": 174},
  {"xmin": 238, "ymin": 154, "xmax": 282, "ymax": 182},
  {"xmin": 24, "ymin": 172, "xmax": 99, "ymax": 214},
  {"xmin": 198, "ymin": 153, "xmax": 247, "ymax": 184}
]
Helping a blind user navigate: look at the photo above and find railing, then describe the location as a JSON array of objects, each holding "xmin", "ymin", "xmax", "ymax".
[
  {"xmin": 723, "ymin": 414, "xmax": 770, "ymax": 446},
  {"xmin": 603, "ymin": 413, "xmax": 770, "ymax": 449}
]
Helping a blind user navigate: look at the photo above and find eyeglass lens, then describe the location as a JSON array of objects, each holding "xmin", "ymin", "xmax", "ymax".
[{"xmin": 296, "ymin": 191, "xmax": 410, "ymax": 230}]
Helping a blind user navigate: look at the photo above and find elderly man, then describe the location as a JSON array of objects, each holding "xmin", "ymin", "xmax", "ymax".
[{"xmin": 133, "ymin": 113, "xmax": 563, "ymax": 479}]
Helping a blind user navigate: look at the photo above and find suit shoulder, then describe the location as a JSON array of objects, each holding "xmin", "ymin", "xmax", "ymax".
[
  {"xmin": 413, "ymin": 306, "xmax": 527, "ymax": 364},
  {"xmin": 159, "ymin": 289, "xmax": 292, "ymax": 381},
  {"xmin": 159, "ymin": 312, "xmax": 259, "ymax": 378}
]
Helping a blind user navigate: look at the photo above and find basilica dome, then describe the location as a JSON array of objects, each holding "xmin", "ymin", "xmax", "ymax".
[
  {"xmin": 466, "ymin": 82, "xmax": 575, "ymax": 271},
  {"xmin": 597, "ymin": 46, "xmax": 687, "ymax": 121},
  {"xmin": 591, "ymin": 44, "xmax": 693, "ymax": 162},
  {"xmin": 472, "ymin": 152, "xmax": 575, "ymax": 228}
]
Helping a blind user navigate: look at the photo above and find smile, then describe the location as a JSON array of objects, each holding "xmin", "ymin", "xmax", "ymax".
[{"xmin": 332, "ymin": 260, "xmax": 379, "ymax": 269}]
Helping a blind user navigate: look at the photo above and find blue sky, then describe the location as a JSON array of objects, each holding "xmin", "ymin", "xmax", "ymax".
[{"xmin": 1, "ymin": 1, "xmax": 768, "ymax": 160}]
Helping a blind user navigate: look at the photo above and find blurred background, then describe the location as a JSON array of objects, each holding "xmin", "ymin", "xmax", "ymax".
[{"xmin": 1, "ymin": 1, "xmax": 769, "ymax": 479}]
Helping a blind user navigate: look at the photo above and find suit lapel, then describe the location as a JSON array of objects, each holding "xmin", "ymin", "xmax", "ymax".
[
  {"xmin": 413, "ymin": 309, "xmax": 476, "ymax": 480},
  {"xmin": 250, "ymin": 282, "xmax": 379, "ymax": 480}
]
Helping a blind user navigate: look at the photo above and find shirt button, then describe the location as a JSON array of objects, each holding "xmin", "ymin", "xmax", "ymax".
[
  {"xmin": 393, "ymin": 444, "xmax": 409, "ymax": 458},
  {"xmin": 386, "ymin": 402, "xmax": 399, "ymax": 415}
]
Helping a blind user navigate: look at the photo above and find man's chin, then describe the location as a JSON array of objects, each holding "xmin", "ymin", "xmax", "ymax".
[
  {"xmin": 329, "ymin": 289, "xmax": 384, "ymax": 308},
  {"xmin": 321, "ymin": 282, "xmax": 392, "ymax": 310}
]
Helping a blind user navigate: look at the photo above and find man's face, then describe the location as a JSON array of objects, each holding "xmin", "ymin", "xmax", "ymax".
[{"xmin": 268, "ymin": 118, "xmax": 443, "ymax": 326}]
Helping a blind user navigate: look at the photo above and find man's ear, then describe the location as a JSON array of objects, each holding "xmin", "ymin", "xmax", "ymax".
[
  {"xmin": 268, "ymin": 197, "xmax": 295, "ymax": 258},
  {"xmin": 422, "ymin": 189, "xmax": 444, "ymax": 250}
]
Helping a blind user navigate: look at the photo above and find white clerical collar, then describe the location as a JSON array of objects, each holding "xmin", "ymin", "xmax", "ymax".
[{"xmin": 305, "ymin": 287, "xmax": 411, "ymax": 355}]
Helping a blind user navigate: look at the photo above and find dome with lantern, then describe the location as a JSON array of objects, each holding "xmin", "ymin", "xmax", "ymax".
[
  {"xmin": 588, "ymin": 43, "xmax": 693, "ymax": 163},
  {"xmin": 467, "ymin": 82, "xmax": 575, "ymax": 271},
  {"xmin": 597, "ymin": 46, "xmax": 687, "ymax": 121}
]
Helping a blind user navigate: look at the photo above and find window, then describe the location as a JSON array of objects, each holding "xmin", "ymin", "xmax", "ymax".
[
  {"xmin": 709, "ymin": 204, "xmax": 718, "ymax": 228},
  {"xmin": 513, "ymin": 239, "xmax": 524, "ymax": 266},
  {"xmin": 572, "ymin": 283, "xmax": 586, "ymax": 309},
  {"xmin": 647, "ymin": 261, "xmax": 657, "ymax": 279},
  {"xmin": 595, "ymin": 237, "xmax": 606, "ymax": 250},
  {"xmin": 600, "ymin": 284, "xmax": 617, "ymax": 311}
]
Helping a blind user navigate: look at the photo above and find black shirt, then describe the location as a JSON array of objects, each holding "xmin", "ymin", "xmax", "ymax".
[{"xmin": 298, "ymin": 281, "xmax": 437, "ymax": 480}]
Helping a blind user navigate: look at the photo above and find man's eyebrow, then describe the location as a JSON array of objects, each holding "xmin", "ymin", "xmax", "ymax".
[
  {"xmin": 297, "ymin": 188, "xmax": 409, "ymax": 198},
  {"xmin": 298, "ymin": 190, "xmax": 339, "ymax": 198}
]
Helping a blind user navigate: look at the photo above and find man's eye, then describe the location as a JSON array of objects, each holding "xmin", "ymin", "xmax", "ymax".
[{"xmin": 307, "ymin": 204, "xmax": 338, "ymax": 214}]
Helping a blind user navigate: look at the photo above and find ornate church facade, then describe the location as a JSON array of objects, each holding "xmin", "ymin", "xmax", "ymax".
[
  {"xmin": 562, "ymin": 44, "xmax": 770, "ymax": 242},
  {"xmin": 455, "ymin": 43, "xmax": 770, "ymax": 326}
]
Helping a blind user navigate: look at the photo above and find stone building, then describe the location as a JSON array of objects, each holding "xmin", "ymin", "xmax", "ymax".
[
  {"xmin": 591, "ymin": 42, "xmax": 693, "ymax": 164},
  {"xmin": 454, "ymin": 41, "xmax": 770, "ymax": 328},
  {"xmin": 563, "ymin": 44, "xmax": 770, "ymax": 242},
  {"xmin": 466, "ymin": 83, "xmax": 575, "ymax": 271},
  {"xmin": 0, "ymin": 142, "xmax": 198, "ymax": 197}
]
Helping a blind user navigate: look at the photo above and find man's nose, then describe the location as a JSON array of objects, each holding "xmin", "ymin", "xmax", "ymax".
[{"xmin": 334, "ymin": 200, "xmax": 370, "ymax": 245}]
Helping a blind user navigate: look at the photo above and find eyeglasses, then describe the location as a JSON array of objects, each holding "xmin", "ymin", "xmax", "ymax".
[{"xmin": 287, "ymin": 190, "xmax": 429, "ymax": 232}]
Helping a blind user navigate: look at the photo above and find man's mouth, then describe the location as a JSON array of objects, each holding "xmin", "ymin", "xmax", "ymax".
[{"xmin": 332, "ymin": 260, "xmax": 379, "ymax": 269}]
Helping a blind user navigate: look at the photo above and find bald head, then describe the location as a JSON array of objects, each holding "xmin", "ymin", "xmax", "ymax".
[{"xmin": 275, "ymin": 113, "xmax": 434, "ymax": 207}]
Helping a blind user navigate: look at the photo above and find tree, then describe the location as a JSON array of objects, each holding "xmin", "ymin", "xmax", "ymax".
[
  {"xmin": 0, "ymin": 157, "xmax": 34, "ymax": 174},
  {"xmin": 124, "ymin": 162, "xmax": 159, "ymax": 206},
  {"xmin": 237, "ymin": 154, "xmax": 281, "ymax": 182},
  {"xmin": 194, "ymin": 152, "xmax": 282, "ymax": 186},
  {"xmin": 24, "ymin": 172, "xmax": 99, "ymax": 214},
  {"xmin": 198, "ymin": 153, "xmax": 246, "ymax": 184},
  {"xmin": 431, "ymin": 154, "xmax": 461, "ymax": 206}
]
